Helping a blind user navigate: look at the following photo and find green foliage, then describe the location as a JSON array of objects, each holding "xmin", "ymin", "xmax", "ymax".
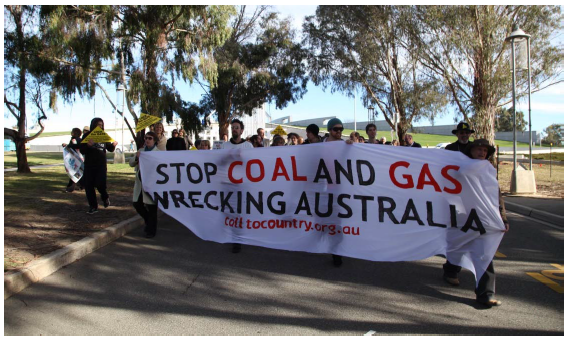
[
  {"xmin": 542, "ymin": 123, "xmax": 564, "ymax": 146},
  {"xmin": 495, "ymin": 107, "xmax": 527, "ymax": 132},
  {"xmin": 186, "ymin": 6, "xmax": 309, "ymax": 137},
  {"xmin": 407, "ymin": 5, "xmax": 564, "ymax": 143},
  {"xmin": 303, "ymin": 6, "xmax": 450, "ymax": 141}
]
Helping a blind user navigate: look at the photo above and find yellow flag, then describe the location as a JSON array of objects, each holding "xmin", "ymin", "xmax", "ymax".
[
  {"xmin": 80, "ymin": 126, "xmax": 115, "ymax": 143},
  {"xmin": 136, "ymin": 113, "xmax": 162, "ymax": 133},
  {"xmin": 270, "ymin": 125, "xmax": 287, "ymax": 136},
  {"xmin": 190, "ymin": 145, "xmax": 198, "ymax": 150}
]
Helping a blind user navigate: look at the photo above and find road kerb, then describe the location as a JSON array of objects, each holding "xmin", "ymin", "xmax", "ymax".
[
  {"xmin": 504, "ymin": 202, "xmax": 564, "ymax": 228},
  {"xmin": 4, "ymin": 215, "xmax": 143, "ymax": 300}
]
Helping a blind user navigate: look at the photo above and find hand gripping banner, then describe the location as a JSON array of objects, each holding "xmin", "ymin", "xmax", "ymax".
[{"xmin": 139, "ymin": 143, "xmax": 505, "ymax": 284}]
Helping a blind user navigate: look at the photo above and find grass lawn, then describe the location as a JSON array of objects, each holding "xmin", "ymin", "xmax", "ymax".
[
  {"xmin": 497, "ymin": 162, "xmax": 564, "ymax": 197},
  {"xmin": 4, "ymin": 151, "xmax": 137, "ymax": 169}
]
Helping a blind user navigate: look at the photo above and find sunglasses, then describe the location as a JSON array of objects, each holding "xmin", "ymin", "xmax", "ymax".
[
  {"xmin": 144, "ymin": 137, "xmax": 154, "ymax": 141},
  {"xmin": 332, "ymin": 127, "xmax": 344, "ymax": 132}
]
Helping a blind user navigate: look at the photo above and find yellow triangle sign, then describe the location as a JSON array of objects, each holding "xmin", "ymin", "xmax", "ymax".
[
  {"xmin": 136, "ymin": 113, "xmax": 162, "ymax": 133},
  {"xmin": 80, "ymin": 126, "xmax": 115, "ymax": 143},
  {"xmin": 270, "ymin": 125, "xmax": 287, "ymax": 136}
]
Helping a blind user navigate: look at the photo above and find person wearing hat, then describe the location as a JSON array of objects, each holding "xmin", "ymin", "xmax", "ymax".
[
  {"xmin": 446, "ymin": 122, "xmax": 475, "ymax": 153},
  {"xmin": 303, "ymin": 124, "xmax": 321, "ymax": 144},
  {"xmin": 443, "ymin": 139, "xmax": 509, "ymax": 307},
  {"xmin": 166, "ymin": 128, "xmax": 187, "ymax": 151}
]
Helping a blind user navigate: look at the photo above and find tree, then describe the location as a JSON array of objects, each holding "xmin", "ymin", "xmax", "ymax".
[
  {"xmin": 542, "ymin": 123, "xmax": 563, "ymax": 146},
  {"xmin": 189, "ymin": 6, "xmax": 309, "ymax": 137},
  {"xmin": 407, "ymin": 6, "xmax": 564, "ymax": 144},
  {"xmin": 4, "ymin": 6, "xmax": 54, "ymax": 173},
  {"xmin": 495, "ymin": 107, "xmax": 527, "ymax": 132},
  {"xmin": 303, "ymin": 6, "xmax": 449, "ymax": 141},
  {"xmin": 40, "ymin": 5, "xmax": 235, "ymax": 148}
]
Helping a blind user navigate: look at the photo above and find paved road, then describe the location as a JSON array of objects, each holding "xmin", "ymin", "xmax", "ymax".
[{"xmin": 4, "ymin": 211, "xmax": 563, "ymax": 335}]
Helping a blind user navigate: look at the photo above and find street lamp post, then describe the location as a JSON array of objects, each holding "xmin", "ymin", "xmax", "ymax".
[
  {"xmin": 116, "ymin": 82, "xmax": 125, "ymax": 158},
  {"xmin": 505, "ymin": 24, "xmax": 531, "ymax": 194}
]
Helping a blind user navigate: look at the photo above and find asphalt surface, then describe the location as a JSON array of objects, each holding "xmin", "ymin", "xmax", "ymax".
[{"xmin": 4, "ymin": 207, "xmax": 563, "ymax": 336}]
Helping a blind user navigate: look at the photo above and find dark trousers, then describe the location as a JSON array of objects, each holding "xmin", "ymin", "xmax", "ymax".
[
  {"xmin": 84, "ymin": 166, "xmax": 108, "ymax": 209},
  {"xmin": 133, "ymin": 192, "xmax": 158, "ymax": 236},
  {"xmin": 444, "ymin": 260, "xmax": 496, "ymax": 299}
]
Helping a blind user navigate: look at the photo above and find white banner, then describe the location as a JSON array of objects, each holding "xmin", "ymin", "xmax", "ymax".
[
  {"xmin": 63, "ymin": 147, "xmax": 84, "ymax": 183},
  {"xmin": 140, "ymin": 143, "xmax": 505, "ymax": 284}
]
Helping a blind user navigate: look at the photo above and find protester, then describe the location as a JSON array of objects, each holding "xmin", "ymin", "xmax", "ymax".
[
  {"xmin": 365, "ymin": 124, "xmax": 379, "ymax": 144},
  {"xmin": 222, "ymin": 118, "xmax": 253, "ymax": 254},
  {"xmin": 221, "ymin": 133, "xmax": 228, "ymax": 142},
  {"xmin": 298, "ymin": 136, "xmax": 304, "ymax": 145},
  {"xmin": 358, "ymin": 136, "xmax": 365, "ymax": 143},
  {"xmin": 152, "ymin": 122, "xmax": 167, "ymax": 151},
  {"xmin": 303, "ymin": 124, "xmax": 321, "ymax": 144},
  {"xmin": 403, "ymin": 133, "xmax": 422, "ymax": 147},
  {"xmin": 442, "ymin": 122, "xmax": 477, "ymax": 290},
  {"xmin": 130, "ymin": 131, "xmax": 160, "ymax": 238},
  {"xmin": 349, "ymin": 131, "xmax": 360, "ymax": 143},
  {"xmin": 79, "ymin": 117, "xmax": 118, "ymax": 214},
  {"xmin": 391, "ymin": 139, "xmax": 400, "ymax": 146},
  {"xmin": 250, "ymin": 134, "xmax": 264, "ymax": 148},
  {"xmin": 257, "ymin": 128, "xmax": 270, "ymax": 147},
  {"xmin": 287, "ymin": 132, "xmax": 300, "ymax": 146},
  {"xmin": 82, "ymin": 126, "xmax": 90, "ymax": 137},
  {"xmin": 178, "ymin": 128, "xmax": 193, "ymax": 150},
  {"xmin": 271, "ymin": 135, "xmax": 285, "ymax": 146},
  {"xmin": 166, "ymin": 129, "xmax": 187, "ymax": 151},
  {"xmin": 62, "ymin": 128, "xmax": 84, "ymax": 192},
  {"xmin": 324, "ymin": 118, "xmax": 353, "ymax": 267},
  {"xmin": 194, "ymin": 139, "xmax": 201, "ymax": 150},
  {"xmin": 443, "ymin": 139, "xmax": 509, "ymax": 307},
  {"xmin": 199, "ymin": 140, "xmax": 211, "ymax": 150},
  {"xmin": 379, "ymin": 136, "xmax": 388, "ymax": 145},
  {"xmin": 446, "ymin": 122, "xmax": 474, "ymax": 153}
]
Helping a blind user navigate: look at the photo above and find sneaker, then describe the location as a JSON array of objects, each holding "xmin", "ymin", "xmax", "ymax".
[
  {"xmin": 103, "ymin": 197, "xmax": 110, "ymax": 208},
  {"xmin": 87, "ymin": 207, "xmax": 99, "ymax": 214},
  {"xmin": 476, "ymin": 296, "xmax": 502, "ymax": 307}
]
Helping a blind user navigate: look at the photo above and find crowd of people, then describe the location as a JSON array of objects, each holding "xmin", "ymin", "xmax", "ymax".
[{"xmin": 62, "ymin": 116, "xmax": 507, "ymax": 308}]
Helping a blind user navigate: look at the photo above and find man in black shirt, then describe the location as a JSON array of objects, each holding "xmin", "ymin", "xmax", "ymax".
[{"xmin": 445, "ymin": 122, "xmax": 474, "ymax": 153}]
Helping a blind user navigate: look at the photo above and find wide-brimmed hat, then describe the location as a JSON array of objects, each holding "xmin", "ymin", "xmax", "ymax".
[
  {"xmin": 465, "ymin": 139, "xmax": 495, "ymax": 159},
  {"xmin": 452, "ymin": 122, "xmax": 475, "ymax": 135}
]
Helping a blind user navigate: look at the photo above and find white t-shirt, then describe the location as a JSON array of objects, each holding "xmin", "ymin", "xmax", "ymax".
[{"xmin": 221, "ymin": 138, "xmax": 253, "ymax": 150}]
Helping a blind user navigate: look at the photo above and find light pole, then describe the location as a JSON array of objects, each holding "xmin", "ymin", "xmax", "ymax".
[
  {"xmin": 116, "ymin": 82, "xmax": 125, "ymax": 157},
  {"xmin": 505, "ymin": 24, "xmax": 531, "ymax": 193}
]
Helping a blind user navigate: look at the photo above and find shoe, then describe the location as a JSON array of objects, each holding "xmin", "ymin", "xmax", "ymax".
[
  {"xmin": 144, "ymin": 232, "xmax": 156, "ymax": 238},
  {"xmin": 87, "ymin": 207, "xmax": 99, "ymax": 214},
  {"xmin": 476, "ymin": 296, "xmax": 502, "ymax": 307},
  {"xmin": 103, "ymin": 197, "xmax": 110, "ymax": 208},
  {"xmin": 332, "ymin": 254, "xmax": 343, "ymax": 267},
  {"xmin": 443, "ymin": 275, "xmax": 460, "ymax": 286},
  {"xmin": 232, "ymin": 243, "xmax": 241, "ymax": 253}
]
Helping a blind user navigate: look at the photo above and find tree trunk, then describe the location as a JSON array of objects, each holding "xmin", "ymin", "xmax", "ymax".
[
  {"xmin": 15, "ymin": 6, "xmax": 30, "ymax": 173},
  {"xmin": 473, "ymin": 105, "xmax": 496, "ymax": 146}
]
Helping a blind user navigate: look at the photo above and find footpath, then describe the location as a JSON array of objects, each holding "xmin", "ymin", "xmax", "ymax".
[{"xmin": 4, "ymin": 191, "xmax": 564, "ymax": 299}]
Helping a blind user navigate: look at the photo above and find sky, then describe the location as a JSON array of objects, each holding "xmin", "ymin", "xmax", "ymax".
[{"xmin": 4, "ymin": 5, "xmax": 564, "ymax": 136}]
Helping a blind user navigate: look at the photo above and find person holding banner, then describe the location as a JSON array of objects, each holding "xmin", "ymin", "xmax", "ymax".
[
  {"xmin": 222, "ymin": 118, "xmax": 253, "ymax": 253},
  {"xmin": 324, "ymin": 118, "xmax": 353, "ymax": 267},
  {"xmin": 62, "ymin": 128, "xmax": 84, "ymax": 192},
  {"xmin": 166, "ymin": 129, "xmax": 187, "ymax": 151},
  {"xmin": 130, "ymin": 131, "xmax": 160, "ymax": 238},
  {"xmin": 446, "ymin": 139, "xmax": 509, "ymax": 307},
  {"xmin": 80, "ymin": 118, "xmax": 118, "ymax": 214}
]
